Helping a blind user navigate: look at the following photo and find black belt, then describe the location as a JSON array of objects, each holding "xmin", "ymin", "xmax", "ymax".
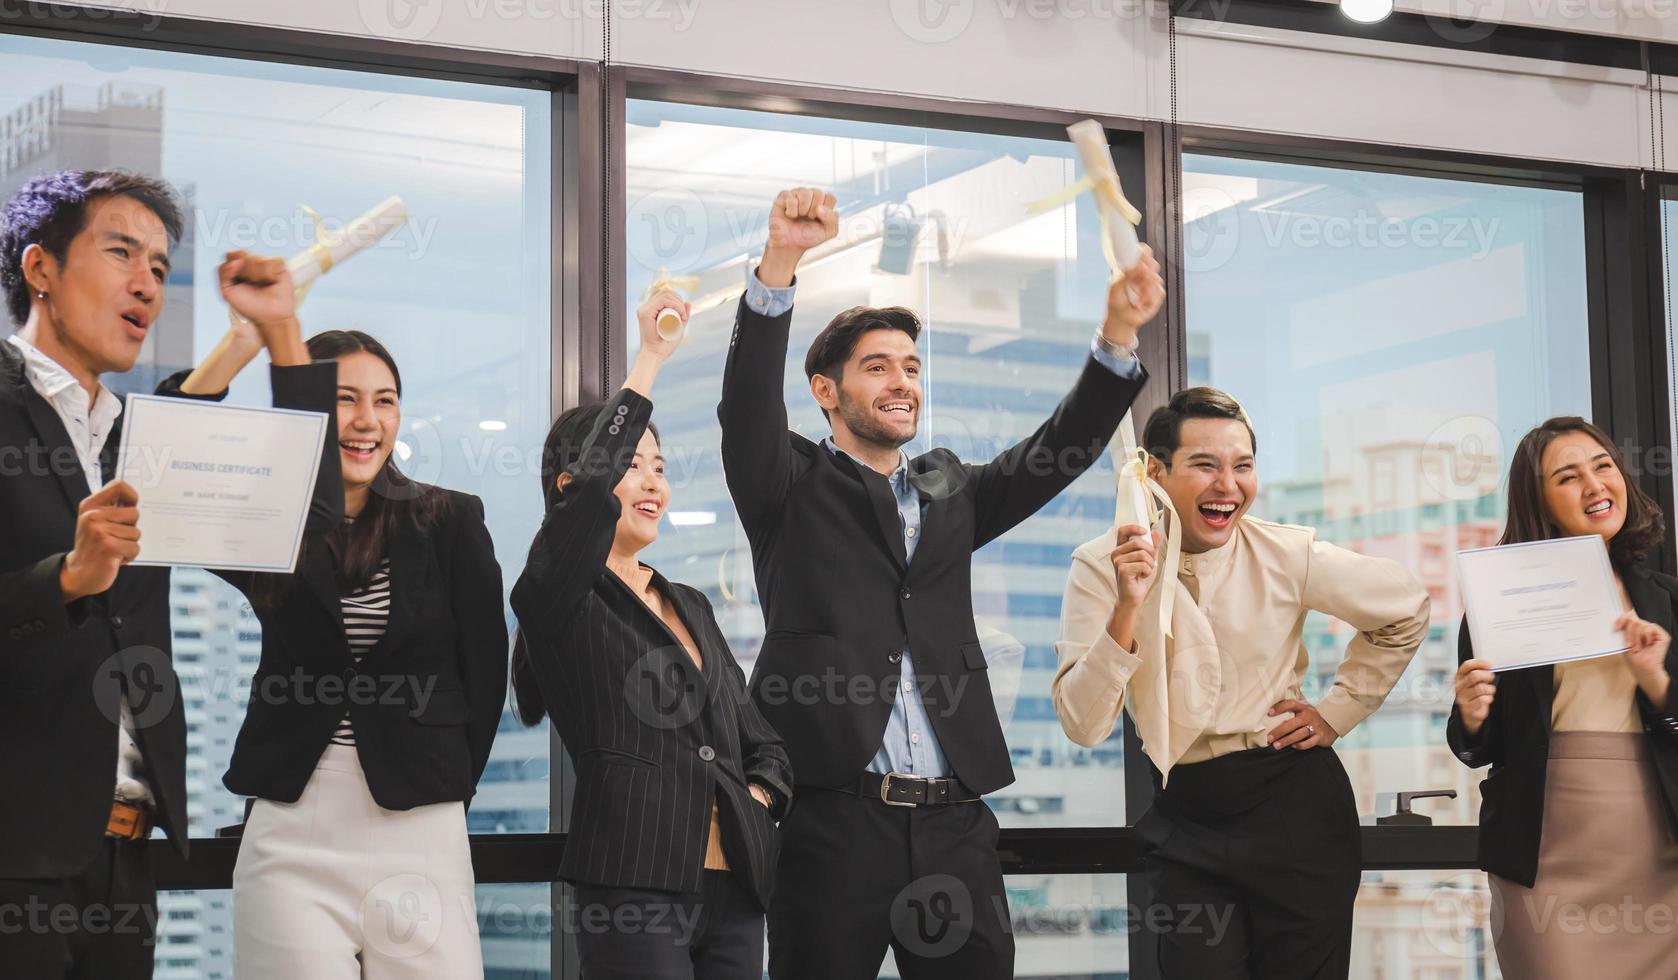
[{"xmin": 833, "ymin": 771, "xmax": 982, "ymax": 808}]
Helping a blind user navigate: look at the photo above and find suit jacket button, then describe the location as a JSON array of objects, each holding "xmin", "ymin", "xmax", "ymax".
[
  {"xmin": 887, "ymin": 651, "xmax": 902, "ymax": 664},
  {"xmin": 698, "ymin": 745, "xmax": 716, "ymax": 762},
  {"xmin": 900, "ymin": 589, "xmax": 911, "ymax": 600},
  {"xmin": 110, "ymin": 615, "xmax": 124, "ymax": 629}
]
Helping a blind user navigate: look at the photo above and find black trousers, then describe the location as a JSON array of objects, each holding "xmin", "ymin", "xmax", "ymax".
[
  {"xmin": 1136, "ymin": 746, "xmax": 1362, "ymax": 980},
  {"xmin": 767, "ymin": 787, "xmax": 1014, "ymax": 980},
  {"xmin": 0, "ymin": 837, "xmax": 157, "ymax": 979},
  {"xmin": 571, "ymin": 869, "xmax": 765, "ymax": 980}
]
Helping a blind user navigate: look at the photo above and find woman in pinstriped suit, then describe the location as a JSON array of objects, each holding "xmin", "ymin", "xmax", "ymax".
[{"xmin": 509, "ymin": 288, "xmax": 792, "ymax": 979}]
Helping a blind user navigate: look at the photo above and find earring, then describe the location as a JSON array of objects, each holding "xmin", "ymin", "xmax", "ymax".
[{"xmin": 36, "ymin": 291, "xmax": 45, "ymax": 299}]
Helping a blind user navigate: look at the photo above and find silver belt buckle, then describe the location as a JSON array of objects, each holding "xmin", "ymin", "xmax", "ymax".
[{"xmin": 880, "ymin": 771, "xmax": 920, "ymax": 807}]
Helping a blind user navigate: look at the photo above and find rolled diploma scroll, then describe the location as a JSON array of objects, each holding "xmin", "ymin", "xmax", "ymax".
[
  {"xmin": 644, "ymin": 269, "xmax": 700, "ymax": 341},
  {"xmin": 1065, "ymin": 119, "xmax": 1143, "ymax": 272},
  {"xmin": 286, "ymin": 196, "xmax": 409, "ymax": 294},
  {"xmin": 1058, "ymin": 121, "xmax": 1155, "ymax": 529}
]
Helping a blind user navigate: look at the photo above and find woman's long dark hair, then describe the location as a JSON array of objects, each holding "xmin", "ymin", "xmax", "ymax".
[
  {"xmin": 510, "ymin": 401, "xmax": 658, "ymax": 727},
  {"xmin": 249, "ymin": 330, "xmax": 446, "ymax": 607},
  {"xmin": 1500, "ymin": 416, "xmax": 1664, "ymax": 567}
]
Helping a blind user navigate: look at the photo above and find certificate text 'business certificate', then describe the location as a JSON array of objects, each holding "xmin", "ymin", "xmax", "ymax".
[{"xmin": 115, "ymin": 395, "xmax": 328, "ymax": 572}]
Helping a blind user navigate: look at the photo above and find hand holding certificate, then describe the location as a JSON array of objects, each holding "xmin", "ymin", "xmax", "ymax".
[
  {"xmin": 115, "ymin": 395, "xmax": 328, "ymax": 572},
  {"xmin": 1456, "ymin": 535, "xmax": 1628, "ymax": 672}
]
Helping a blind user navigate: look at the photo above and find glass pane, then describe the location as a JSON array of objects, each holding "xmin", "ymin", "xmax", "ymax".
[
  {"xmin": 1182, "ymin": 154, "xmax": 1590, "ymax": 824},
  {"xmin": 625, "ymin": 101, "xmax": 1134, "ymax": 825},
  {"xmin": 1354, "ymin": 869, "xmax": 1503, "ymax": 978},
  {"xmin": 880, "ymin": 874, "xmax": 1129, "ymax": 978},
  {"xmin": 1665, "ymin": 196, "xmax": 1678, "ymax": 558},
  {"xmin": 480, "ymin": 883, "xmax": 555, "ymax": 978},
  {"xmin": 0, "ymin": 31, "xmax": 553, "ymax": 842},
  {"xmin": 155, "ymin": 890, "xmax": 234, "ymax": 979}
]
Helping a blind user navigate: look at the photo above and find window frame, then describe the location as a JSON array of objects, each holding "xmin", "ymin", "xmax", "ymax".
[{"xmin": 8, "ymin": 5, "xmax": 1678, "ymax": 980}]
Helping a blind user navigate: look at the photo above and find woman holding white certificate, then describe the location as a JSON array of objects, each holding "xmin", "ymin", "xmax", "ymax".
[
  {"xmin": 214, "ymin": 327, "xmax": 508, "ymax": 980},
  {"xmin": 1449, "ymin": 416, "xmax": 1678, "ymax": 978}
]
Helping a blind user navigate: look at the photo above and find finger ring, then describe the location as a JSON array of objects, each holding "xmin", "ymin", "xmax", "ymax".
[{"xmin": 1306, "ymin": 724, "xmax": 1315, "ymax": 736}]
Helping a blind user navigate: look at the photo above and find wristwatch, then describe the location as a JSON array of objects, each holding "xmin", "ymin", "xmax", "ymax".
[{"xmin": 1094, "ymin": 331, "xmax": 1140, "ymax": 361}]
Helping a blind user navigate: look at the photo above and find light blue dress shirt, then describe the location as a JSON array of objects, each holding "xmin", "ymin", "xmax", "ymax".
[{"xmin": 744, "ymin": 265, "xmax": 1142, "ymax": 778}]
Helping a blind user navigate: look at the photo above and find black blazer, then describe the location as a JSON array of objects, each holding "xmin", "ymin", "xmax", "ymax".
[
  {"xmin": 717, "ymin": 297, "xmax": 1147, "ymax": 795},
  {"xmin": 217, "ymin": 477, "xmax": 508, "ymax": 811},
  {"xmin": 510, "ymin": 388, "xmax": 793, "ymax": 910},
  {"xmin": 0, "ymin": 343, "xmax": 333, "ymax": 878},
  {"xmin": 1447, "ymin": 560, "xmax": 1678, "ymax": 887}
]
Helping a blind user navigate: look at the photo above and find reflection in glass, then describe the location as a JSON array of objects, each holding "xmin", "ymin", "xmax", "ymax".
[
  {"xmin": 1353, "ymin": 870, "xmax": 1501, "ymax": 979},
  {"xmin": 1183, "ymin": 154, "xmax": 1588, "ymax": 976},
  {"xmin": 1182, "ymin": 154, "xmax": 1589, "ymax": 826},
  {"xmin": 624, "ymin": 100, "xmax": 1146, "ymax": 978},
  {"xmin": 4, "ymin": 32, "xmax": 552, "ymax": 976},
  {"xmin": 625, "ymin": 101, "xmax": 1133, "ymax": 830}
]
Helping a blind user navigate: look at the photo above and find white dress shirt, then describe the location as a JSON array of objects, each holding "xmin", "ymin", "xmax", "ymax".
[{"xmin": 7, "ymin": 332, "xmax": 153, "ymax": 806}]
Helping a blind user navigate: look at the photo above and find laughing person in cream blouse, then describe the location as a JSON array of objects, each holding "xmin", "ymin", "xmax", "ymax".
[{"xmin": 1052, "ymin": 387, "xmax": 1429, "ymax": 980}]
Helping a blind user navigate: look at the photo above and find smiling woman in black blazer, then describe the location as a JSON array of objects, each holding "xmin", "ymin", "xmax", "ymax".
[
  {"xmin": 216, "ymin": 329, "xmax": 508, "ymax": 980},
  {"xmin": 1448, "ymin": 416, "xmax": 1678, "ymax": 979},
  {"xmin": 510, "ymin": 290, "xmax": 792, "ymax": 980}
]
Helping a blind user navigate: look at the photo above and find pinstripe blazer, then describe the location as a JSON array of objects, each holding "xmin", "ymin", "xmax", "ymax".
[{"xmin": 510, "ymin": 388, "xmax": 793, "ymax": 909}]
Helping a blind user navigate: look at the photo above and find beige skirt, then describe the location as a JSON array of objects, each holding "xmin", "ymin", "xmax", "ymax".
[{"xmin": 1490, "ymin": 732, "xmax": 1678, "ymax": 980}]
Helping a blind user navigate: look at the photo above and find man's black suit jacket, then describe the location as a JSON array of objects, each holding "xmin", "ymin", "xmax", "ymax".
[
  {"xmin": 0, "ymin": 341, "xmax": 337, "ymax": 878},
  {"xmin": 1448, "ymin": 560, "xmax": 1678, "ymax": 887},
  {"xmin": 717, "ymin": 297, "xmax": 1147, "ymax": 795}
]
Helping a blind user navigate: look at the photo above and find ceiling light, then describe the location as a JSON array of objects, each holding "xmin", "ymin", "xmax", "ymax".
[{"xmin": 1341, "ymin": 0, "xmax": 1394, "ymax": 23}]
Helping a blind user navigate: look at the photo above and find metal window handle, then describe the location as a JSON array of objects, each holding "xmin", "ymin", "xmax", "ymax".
[{"xmin": 1376, "ymin": 789, "xmax": 1458, "ymax": 826}]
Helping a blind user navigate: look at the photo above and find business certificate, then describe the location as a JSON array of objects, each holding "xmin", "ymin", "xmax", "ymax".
[
  {"xmin": 1456, "ymin": 536, "xmax": 1628, "ymax": 672},
  {"xmin": 114, "ymin": 394, "xmax": 328, "ymax": 572}
]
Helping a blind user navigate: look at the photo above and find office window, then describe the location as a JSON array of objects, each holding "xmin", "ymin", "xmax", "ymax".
[
  {"xmin": 4, "ymin": 30, "xmax": 552, "ymax": 974},
  {"xmin": 1665, "ymin": 195, "xmax": 1678, "ymax": 552},
  {"xmin": 625, "ymin": 101, "xmax": 1136, "ymax": 827},
  {"xmin": 1353, "ymin": 870, "xmax": 1501, "ymax": 979},
  {"xmin": 1182, "ymin": 151, "xmax": 1588, "ymax": 972},
  {"xmin": 625, "ymin": 100, "xmax": 1136, "ymax": 976},
  {"xmin": 1182, "ymin": 153, "xmax": 1589, "ymax": 824}
]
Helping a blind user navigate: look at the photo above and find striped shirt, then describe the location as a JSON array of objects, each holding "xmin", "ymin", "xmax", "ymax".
[{"xmin": 330, "ymin": 557, "xmax": 391, "ymax": 745}]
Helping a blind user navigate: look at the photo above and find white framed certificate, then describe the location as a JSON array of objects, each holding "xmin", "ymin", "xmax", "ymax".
[
  {"xmin": 114, "ymin": 394, "xmax": 329, "ymax": 572},
  {"xmin": 1456, "ymin": 535, "xmax": 1628, "ymax": 672}
]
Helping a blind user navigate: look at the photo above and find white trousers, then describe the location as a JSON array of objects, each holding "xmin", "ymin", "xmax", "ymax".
[{"xmin": 232, "ymin": 742, "xmax": 483, "ymax": 980}]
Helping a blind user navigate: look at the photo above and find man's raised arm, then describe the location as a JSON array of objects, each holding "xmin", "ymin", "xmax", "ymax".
[{"xmin": 717, "ymin": 187, "xmax": 837, "ymax": 533}]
